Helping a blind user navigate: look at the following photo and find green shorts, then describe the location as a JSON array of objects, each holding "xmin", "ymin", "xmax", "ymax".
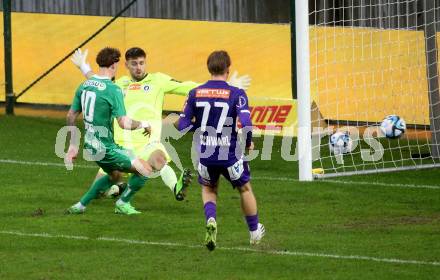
[
  {"xmin": 96, "ymin": 146, "xmax": 135, "ymax": 174},
  {"xmin": 97, "ymin": 141, "xmax": 171, "ymax": 175}
]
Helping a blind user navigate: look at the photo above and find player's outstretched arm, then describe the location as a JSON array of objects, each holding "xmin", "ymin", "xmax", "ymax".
[
  {"xmin": 71, "ymin": 48, "xmax": 94, "ymax": 79},
  {"xmin": 117, "ymin": 116, "xmax": 151, "ymax": 136},
  {"xmin": 228, "ymin": 71, "xmax": 252, "ymax": 90},
  {"xmin": 163, "ymin": 70, "xmax": 252, "ymax": 96},
  {"xmin": 161, "ymin": 74, "xmax": 199, "ymax": 96},
  {"xmin": 239, "ymin": 112, "xmax": 253, "ymax": 149},
  {"xmin": 177, "ymin": 92, "xmax": 196, "ymax": 132},
  {"xmin": 236, "ymin": 90, "xmax": 253, "ymax": 148},
  {"xmin": 65, "ymin": 109, "xmax": 81, "ymax": 163}
]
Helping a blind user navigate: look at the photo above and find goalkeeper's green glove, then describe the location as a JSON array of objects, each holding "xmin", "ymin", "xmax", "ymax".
[
  {"xmin": 71, "ymin": 48, "xmax": 91, "ymax": 76},
  {"xmin": 228, "ymin": 70, "xmax": 252, "ymax": 90}
]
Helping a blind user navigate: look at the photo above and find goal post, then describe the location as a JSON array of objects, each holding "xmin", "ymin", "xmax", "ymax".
[
  {"xmin": 423, "ymin": 0, "xmax": 440, "ymax": 159},
  {"xmin": 296, "ymin": 0, "xmax": 440, "ymax": 180},
  {"xmin": 295, "ymin": 0, "xmax": 313, "ymax": 181},
  {"xmin": 3, "ymin": 0, "xmax": 14, "ymax": 115}
]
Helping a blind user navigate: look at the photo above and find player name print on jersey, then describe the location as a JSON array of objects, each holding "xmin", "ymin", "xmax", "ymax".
[
  {"xmin": 83, "ymin": 80, "xmax": 106, "ymax": 91},
  {"xmin": 200, "ymin": 135, "xmax": 231, "ymax": 146},
  {"xmin": 196, "ymin": 89, "xmax": 230, "ymax": 99}
]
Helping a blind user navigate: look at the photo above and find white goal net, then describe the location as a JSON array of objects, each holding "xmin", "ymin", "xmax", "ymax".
[{"xmin": 298, "ymin": 0, "xmax": 440, "ymax": 179}]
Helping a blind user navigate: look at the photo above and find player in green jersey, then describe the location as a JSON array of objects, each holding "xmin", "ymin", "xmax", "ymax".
[{"xmin": 65, "ymin": 47, "xmax": 155, "ymax": 215}]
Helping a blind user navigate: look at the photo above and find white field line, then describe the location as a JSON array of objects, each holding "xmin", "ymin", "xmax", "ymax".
[
  {"xmin": 1, "ymin": 159, "xmax": 439, "ymax": 190},
  {"xmin": 252, "ymin": 176, "xmax": 440, "ymax": 190},
  {"xmin": 0, "ymin": 159, "xmax": 95, "ymax": 169},
  {"xmin": 321, "ymin": 179, "xmax": 440, "ymax": 190},
  {"xmin": 0, "ymin": 230, "xmax": 439, "ymax": 267}
]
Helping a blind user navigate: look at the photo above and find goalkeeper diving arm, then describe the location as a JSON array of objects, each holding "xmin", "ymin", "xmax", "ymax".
[
  {"xmin": 164, "ymin": 70, "xmax": 252, "ymax": 96},
  {"xmin": 228, "ymin": 71, "xmax": 252, "ymax": 90}
]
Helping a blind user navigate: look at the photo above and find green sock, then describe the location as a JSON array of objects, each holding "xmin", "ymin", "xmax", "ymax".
[
  {"xmin": 80, "ymin": 175, "xmax": 113, "ymax": 206},
  {"xmin": 120, "ymin": 174, "xmax": 147, "ymax": 203}
]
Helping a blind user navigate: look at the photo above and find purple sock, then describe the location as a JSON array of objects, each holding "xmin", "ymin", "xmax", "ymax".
[
  {"xmin": 245, "ymin": 214, "xmax": 259, "ymax": 231},
  {"xmin": 204, "ymin": 201, "xmax": 216, "ymax": 222}
]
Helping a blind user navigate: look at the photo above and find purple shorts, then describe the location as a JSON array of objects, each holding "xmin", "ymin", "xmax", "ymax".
[{"xmin": 197, "ymin": 159, "xmax": 251, "ymax": 188}]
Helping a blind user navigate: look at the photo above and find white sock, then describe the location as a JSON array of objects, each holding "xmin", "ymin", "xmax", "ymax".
[
  {"xmin": 116, "ymin": 189, "xmax": 130, "ymax": 206},
  {"xmin": 74, "ymin": 202, "xmax": 85, "ymax": 210},
  {"xmin": 116, "ymin": 198, "xmax": 125, "ymax": 206},
  {"xmin": 160, "ymin": 164, "xmax": 178, "ymax": 191}
]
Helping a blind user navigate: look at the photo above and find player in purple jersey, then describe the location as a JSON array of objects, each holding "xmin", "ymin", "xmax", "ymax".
[{"xmin": 178, "ymin": 50, "xmax": 265, "ymax": 251}]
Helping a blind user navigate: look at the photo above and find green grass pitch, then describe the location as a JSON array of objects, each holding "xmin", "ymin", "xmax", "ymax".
[{"xmin": 0, "ymin": 115, "xmax": 439, "ymax": 279}]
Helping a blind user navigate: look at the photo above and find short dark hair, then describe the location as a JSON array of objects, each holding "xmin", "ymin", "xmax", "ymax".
[
  {"xmin": 207, "ymin": 50, "xmax": 231, "ymax": 75},
  {"xmin": 125, "ymin": 47, "xmax": 146, "ymax": 60},
  {"xmin": 96, "ymin": 47, "xmax": 120, "ymax": 67}
]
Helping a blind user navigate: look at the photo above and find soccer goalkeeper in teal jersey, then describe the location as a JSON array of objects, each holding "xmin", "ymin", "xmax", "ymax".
[{"xmin": 71, "ymin": 47, "xmax": 251, "ymax": 212}]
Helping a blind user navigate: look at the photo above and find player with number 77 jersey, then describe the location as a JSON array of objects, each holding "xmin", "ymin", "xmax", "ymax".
[
  {"xmin": 178, "ymin": 50, "xmax": 264, "ymax": 251},
  {"xmin": 179, "ymin": 78, "xmax": 253, "ymax": 167}
]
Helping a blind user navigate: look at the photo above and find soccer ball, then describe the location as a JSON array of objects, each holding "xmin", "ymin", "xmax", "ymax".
[
  {"xmin": 380, "ymin": 115, "xmax": 406, "ymax": 139},
  {"xmin": 329, "ymin": 131, "xmax": 353, "ymax": 155}
]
